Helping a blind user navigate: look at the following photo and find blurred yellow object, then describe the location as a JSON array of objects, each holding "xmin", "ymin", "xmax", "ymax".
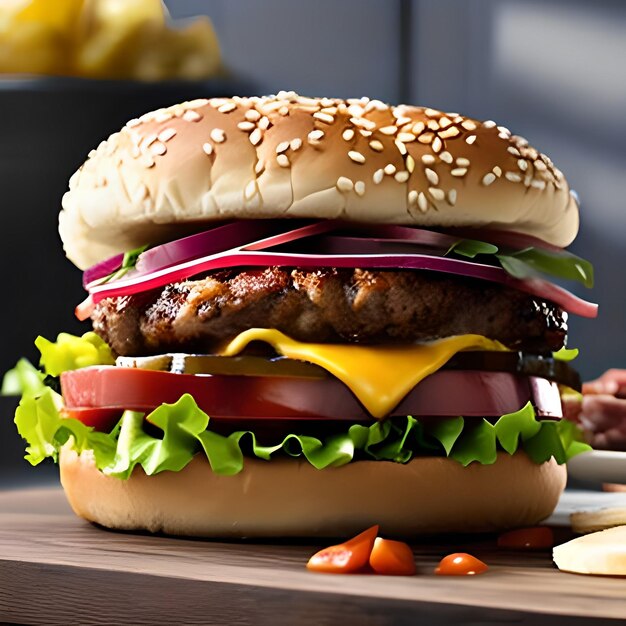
[{"xmin": 0, "ymin": 0, "xmax": 220, "ymax": 80}]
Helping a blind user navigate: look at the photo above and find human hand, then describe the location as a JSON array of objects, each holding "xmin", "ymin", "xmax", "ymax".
[{"xmin": 562, "ymin": 369, "xmax": 626, "ymax": 451}]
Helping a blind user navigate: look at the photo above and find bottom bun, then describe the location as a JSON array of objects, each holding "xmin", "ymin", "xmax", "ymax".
[{"xmin": 59, "ymin": 447, "xmax": 566, "ymax": 537}]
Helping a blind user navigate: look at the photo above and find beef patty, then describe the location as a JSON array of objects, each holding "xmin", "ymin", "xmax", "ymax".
[{"xmin": 91, "ymin": 267, "xmax": 567, "ymax": 356}]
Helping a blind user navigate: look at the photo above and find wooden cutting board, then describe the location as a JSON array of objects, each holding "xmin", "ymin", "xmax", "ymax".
[{"xmin": 0, "ymin": 487, "xmax": 624, "ymax": 626}]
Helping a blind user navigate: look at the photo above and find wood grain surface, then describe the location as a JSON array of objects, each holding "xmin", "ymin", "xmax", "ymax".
[{"xmin": 0, "ymin": 488, "xmax": 624, "ymax": 626}]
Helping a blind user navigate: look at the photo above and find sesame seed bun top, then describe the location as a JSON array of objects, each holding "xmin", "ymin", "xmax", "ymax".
[{"xmin": 60, "ymin": 92, "xmax": 580, "ymax": 269}]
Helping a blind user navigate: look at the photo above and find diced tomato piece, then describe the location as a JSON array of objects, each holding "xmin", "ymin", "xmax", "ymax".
[
  {"xmin": 369, "ymin": 537, "xmax": 416, "ymax": 576},
  {"xmin": 497, "ymin": 526, "xmax": 554, "ymax": 549},
  {"xmin": 307, "ymin": 525, "xmax": 379, "ymax": 574},
  {"xmin": 435, "ymin": 553, "xmax": 488, "ymax": 576}
]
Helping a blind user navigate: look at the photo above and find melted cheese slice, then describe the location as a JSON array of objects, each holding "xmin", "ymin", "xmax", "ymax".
[{"xmin": 221, "ymin": 329, "xmax": 507, "ymax": 419}]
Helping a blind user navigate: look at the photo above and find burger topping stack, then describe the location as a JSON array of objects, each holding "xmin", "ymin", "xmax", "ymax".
[{"xmin": 8, "ymin": 92, "xmax": 597, "ymax": 537}]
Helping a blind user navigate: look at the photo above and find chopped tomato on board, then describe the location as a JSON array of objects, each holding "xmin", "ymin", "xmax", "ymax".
[
  {"xmin": 369, "ymin": 537, "xmax": 416, "ymax": 576},
  {"xmin": 306, "ymin": 525, "xmax": 379, "ymax": 574},
  {"xmin": 435, "ymin": 553, "xmax": 488, "ymax": 576},
  {"xmin": 497, "ymin": 526, "xmax": 554, "ymax": 549}
]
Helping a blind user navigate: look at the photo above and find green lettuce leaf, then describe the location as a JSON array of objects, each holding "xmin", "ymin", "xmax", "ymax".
[
  {"xmin": 35, "ymin": 331, "xmax": 114, "ymax": 377},
  {"xmin": 1, "ymin": 358, "xmax": 46, "ymax": 396},
  {"xmin": 13, "ymin": 392, "xmax": 591, "ymax": 478},
  {"xmin": 552, "ymin": 347, "xmax": 579, "ymax": 362},
  {"xmin": 446, "ymin": 238, "xmax": 594, "ymax": 289}
]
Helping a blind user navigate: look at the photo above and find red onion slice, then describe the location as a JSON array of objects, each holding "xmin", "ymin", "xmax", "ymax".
[{"xmin": 86, "ymin": 249, "xmax": 598, "ymax": 318}]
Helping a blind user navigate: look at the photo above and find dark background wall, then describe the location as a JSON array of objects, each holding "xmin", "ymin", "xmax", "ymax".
[{"xmin": 1, "ymin": 0, "xmax": 624, "ymax": 485}]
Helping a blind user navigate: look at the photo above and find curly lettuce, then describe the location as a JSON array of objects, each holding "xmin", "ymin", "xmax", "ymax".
[{"xmin": 14, "ymin": 391, "xmax": 590, "ymax": 479}]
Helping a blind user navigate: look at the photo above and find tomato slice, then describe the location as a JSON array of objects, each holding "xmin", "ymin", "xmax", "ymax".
[
  {"xmin": 497, "ymin": 526, "xmax": 554, "ymax": 549},
  {"xmin": 61, "ymin": 407, "xmax": 122, "ymax": 431},
  {"xmin": 60, "ymin": 364, "xmax": 563, "ymax": 429},
  {"xmin": 435, "ymin": 553, "xmax": 488, "ymax": 576},
  {"xmin": 306, "ymin": 525, "xmax": 379, "ymax": 574},
  {"xmin": 369, "ymin": 537, "xmax": 416, "ymax": 576}
]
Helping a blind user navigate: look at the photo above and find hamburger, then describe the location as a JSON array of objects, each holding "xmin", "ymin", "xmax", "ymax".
[{"xmin": 11, "ymin": 92, "xmax": 597, "ymax": 537}]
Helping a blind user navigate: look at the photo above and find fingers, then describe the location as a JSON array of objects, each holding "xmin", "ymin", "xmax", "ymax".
[
  {"xmin": 583, "ymin": 369, "xmax": 626, "ymax": 397},
  {"xmin": 561, "ymin": 396, "xmax": 582, "ymax": 423},
  {"xmin": 579, "ymin": 394, "xmax": 626, "ymax": 437}
]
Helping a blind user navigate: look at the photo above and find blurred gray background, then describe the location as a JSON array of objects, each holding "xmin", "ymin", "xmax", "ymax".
[{"xmin": 1, "ymin": 0, "xmax": 624, "ymax": 485}]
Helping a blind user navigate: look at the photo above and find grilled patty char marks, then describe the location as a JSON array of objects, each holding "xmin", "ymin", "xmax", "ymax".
[{"xmin": 91, "ymin": 267, "xmax": 567, "ymax": 356}]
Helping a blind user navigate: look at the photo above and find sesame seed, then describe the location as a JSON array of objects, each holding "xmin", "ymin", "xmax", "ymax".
[
  {"xmin": 343, "ymin": 129, "xmax": 355, "ymax": 141},
  {"xmin": 348, "ymin": 150, "xmax": 366, "ymax": 164},
  {"xmin": 397, "ymin": 132, "xmax": 416, "ymax": 143},
  {"xmin": 127, "ymin": 118, "xmax": 142, "ymax": 128},
  {"xmin": 258, "ymin": 116, "xmax": 270, "ymax": 130},
  {"xmin": 276, "ymin": 141, "xmax": 290, "ymax": 154},
  {"xmin": 158, "ymin": 128, "xmax": 177, "ymax": 142},
  {"xmin": 498, "ymin": 132, "xmax": 509, "ymax": 140},
  {"xmin": 277, "ymin": 154, "xmax": 290, "ymax": 168},
  {"xmin": 373, "ymin": 169, "xmax": 384, "ymax": 184},
  {"xmin": 313, "ymin": 111, "xmax": 334, "ymax": 124},
  {"xmin": 384, "ymin": 163, "xmax": 396, "ymax": 175},
  {"xmin": 308, "ymin": 129, "xmax": 324, "ymax": 143},
  {"xmin": 395, "ymin": 140, "xmax": 407, "ymax": 155},
  {"xmin": 245, "ymin": 109, "xmax": 261, "ymax": 121},
  {"xmin": 439, "ymin": 126, "xmax": 460, "ymax": 139},
  {"xmin": 429, "ymin": 187, "xmax": 445, "ymax": 201},
  {"xmin": 211, "ymin": 128, "xmax": 226, "ymax": 143},
  {"xmin": 456, "ymin": 157, "xmax": 470, "ymax": 167},
  {"xmin": 424, "ymin": 108, "xmax": 439, "ymax": 117},
  {"xmin": 412, "ymin": 122, "xmax": 425, "ymax": 134},
  {"xmin": 141, "ymin": 155, "xmax": 155, "ymax": 168},
  {"xmin": 379, "ymin": 126, "xmax": 398, "ymax": 136},
  {"xmin": 524, "ymin": 174, "xmax": 533, "ymax": 187},
  {"xmin": 218, "ymin": 102, "xmax": 237, "ymax": 113},
  {"xmin": 359, "ymin": 129, "xmax": 373, "ymax": 137},
  {"xmin": 347, "ymin": 104, "xmax": 364, "ymax": 117},
  {"xmin": 493, "ymin": 166, "xmax": 502, "ymax": 177},
  {"xmin": 534, "ymin": 160, "xmax": 547, "ymax": 171},
  {"xmin": 461, "ymin": 120, "xmax": 477, "ymax": 131},
  {"xmin": 290, "ymin": 138, "xmax": 302, "ymax": 151},
  {"xmin": 448, "ymin": 189, "xmax": 457, "ymax": 205},
  {"xmin": 406, "ymin": 155, "xmax": 415, "ymax": 173},
  {"xmin": 321, "ymin": 106, "xmax": 338, "ymax": 115},
  {"xmin": 432, "ymin": 137, "xmax": 443, "ymax": 152},
  {"xmin": 439, "ymin": 116, "xmax": 452, "ymax": 128},
  {"xmin": 244, "ymin": 180, "xmax": 257, "ymax": 200},
  {"xmin": 451, "ymin": 168, "xmax": 468, "ymax": 177},
  {"xmin": 151, "ymin": 141, "xmax": 167, "ymax": 156},
  {"xmin": 417, "ymin": 192, "xmax": 429, "ymax": 212},
  {"xmin": 183, "ymin": 110, "xmax": 202, "ymax": 122},
  {"xmin": 337, "ymin": 176, "xmax": 354, "ymax": 192},
  {"xmin": 279, "ymin": 106, "xmax": 289, "ymax": 116},
  {"xmin": 354, "ymin": 181, "xmax": 366, "ymax": 196},
  {"xmin": 132, "ymin": 183, "xmax": 148, "ymax": 203},
  {"xmin": 254, "ymin": 160, "xmax": 265, "ymax": 174},
  {"xmin": 482, "ymin": 172, "xmax": 496, "ymax": 186},
  {"xmin": 427, "ymin": 120, "xmax": 440, "ymax": 131},
  {"xmin": 408, "ymin": 190, "xmax": 418, "ymax": 206},
  {"xmin": 249, "ymin": 128, "xmax": 262, "ymax": 146},
  {"xmin": 497, "ymin": 125, "xmax": 510, "ymax": 136},
  {"xmin": 425, "ymin": 168, "xmax": 439, "ymax": 185},
  {"xmin": 238, "ymin": 121, "xmax": 255, "ymax": 131},
  {"xmin": 395, "ymin": 171, "xmax": 409, "ymax": 183},
  {"xmin": 143, "ymin": 133, "xmax": 158, "ymax": 148},
  {"xmin": 395, "ymin": 116, "xmax": 412, "ymax": 126},
  {"xmin": 202, "ymin": 142, "xmax": 213, "ymax": 155},
  {"xmin": 482, "ymin": 120, "xmax": 496, "ymax": 128},
  {"xmin": 418, "ymin": 132, "xmax": 434, "ymax": 144},
  {"xmin": 507, "ymin": 146, "xmax": 521, "ymax": 156},
  {"xmin": 439, "ymin": 151, "xmax": 453, "ymax": 164},
  {"xmin": 531, "ymin": 179, "xmax": 546, "ymax": 190},
  {"xmin": 505, "ymin": 172, "xmax": 522, "ymax": 182},
  {"xmin": 421, "ymin": 154, "xmax": 436, "ymax": 165},
  {"xmin": 518, "ymin": 159, "xmax": 528, "ymax": 171},
  {"xmin": 369, "ymin": 140, "xmax": 384, "ymax": 152},
  {"xmin": 351, "ymin": 117, "xmax": 377, "ymax": 131},
  {"xmin": 465, "ymin": 135, "xmax": 477, "ymax": 145}
]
